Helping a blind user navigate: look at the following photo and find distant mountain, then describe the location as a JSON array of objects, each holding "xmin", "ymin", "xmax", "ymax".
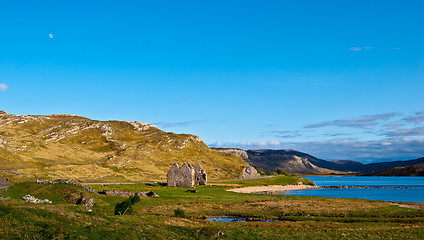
[
  {"xmin": 244, "ymin": 149, "xmax": 350, "ymax": 174},
  {"xmin": 213, "ymin": 148, "xmax": 424, "ymax": 175},
  {"xmin": 0, "ymin": 112, "xmax": 248, "ymax": 182},
  {"xmin": 363, "ymin": 163, "xmax": 424, "ymax": 176},
  {"xmin": 361, "ymin": 158, "xmax": 424, "ymax": 172},
  {"xmin": 328, "ymin": 160, "xmax": 365, "ymax": 170}
]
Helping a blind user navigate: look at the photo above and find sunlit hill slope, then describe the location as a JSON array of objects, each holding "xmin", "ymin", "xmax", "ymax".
[{"xmin": 0, "ymin": 111, "xmax": 248, "ymax": 182}]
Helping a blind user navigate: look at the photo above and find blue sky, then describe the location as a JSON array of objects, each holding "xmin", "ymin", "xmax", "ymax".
[{"xmin": 1, "ymin": 1, "xmax": 423, "ymax": 162}]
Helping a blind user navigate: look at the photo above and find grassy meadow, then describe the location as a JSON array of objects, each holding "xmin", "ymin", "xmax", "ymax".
[{"xmin": 1, "ymin": 176, "xmax": 423, "ymax": 239}]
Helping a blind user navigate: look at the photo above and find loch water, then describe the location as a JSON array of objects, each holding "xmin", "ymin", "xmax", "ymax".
[{"xmin": 283, "ymin": 176, "xmax": 424, "ymax": 202}]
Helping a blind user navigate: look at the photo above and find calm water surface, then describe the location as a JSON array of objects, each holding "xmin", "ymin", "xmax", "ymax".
[{"xmin": 283, "ymin": 176, "xmax": 424, "ymax": 202}]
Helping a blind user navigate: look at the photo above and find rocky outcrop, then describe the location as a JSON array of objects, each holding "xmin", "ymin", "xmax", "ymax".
[
  {"xmin": 125, "ymin": 121, "xmax": 155, "ymax": 131},
  {"xmin": 212, "ymin": 148, "xmax": 248, "ymax": 160},
  {"xmin": 21, "ymin": 195, "xmax": 52, "ymax": 204},
  {"xmin": 99, "ymin": 190, "xmax": 159, "ymax": 197},
  {"xmin": 167, "ymin": 163, "xmax": 207, "ymax": 187},
  {"xmin": 0, "ymin": 170, "xmax": 21, "ymax": 176},
  {"xmin": 240, "ymin": 167, "xmax": 261, "ymax": 179},
  {"xmin": 66, "ymin": 193, "xmax": 95, "ymax": 210}
]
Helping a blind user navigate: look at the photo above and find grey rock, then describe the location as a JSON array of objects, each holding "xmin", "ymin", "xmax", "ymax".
[
  {"xmin": 215, "ymin": 230, "xmax": 224, "ymax": 238},
  {"xmin": 240, "ymin": 167, "xmax": 261, "ymax": 179},
  {"xmin": 145, "ymin": 191, "xmax": 159, "ymax": 198},
  {"xmin": 21, "ymin": 195, "xmax": 52, "ymax": 204}
]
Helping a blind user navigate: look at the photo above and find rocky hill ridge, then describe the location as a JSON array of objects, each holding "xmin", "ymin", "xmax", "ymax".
[{"xmin": 0, "ymin": 112, "xmax": 248, "ymax": 182}]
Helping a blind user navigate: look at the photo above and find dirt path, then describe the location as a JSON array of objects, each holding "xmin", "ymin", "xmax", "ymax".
[{"xmin": 81, "ymin": 182, "xmax": 148, "ymax": 185}]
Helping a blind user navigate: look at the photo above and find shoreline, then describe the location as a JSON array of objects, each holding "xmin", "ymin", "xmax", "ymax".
[{"xmin": 227, "ymin": 184, "xmax": 317, "ymax": 194}]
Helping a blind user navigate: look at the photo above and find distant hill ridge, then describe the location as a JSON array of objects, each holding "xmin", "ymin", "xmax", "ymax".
[
  {"xmin": 213, "ymin": 148, "xmax": 424, "ymax": 175},
  {"xmin": 363, "ymin": 163, "xmax": 424, "ymax": 176},
  {"xmin": 0, "ymin": 112, "xmax": 248, "ymax": 182}
]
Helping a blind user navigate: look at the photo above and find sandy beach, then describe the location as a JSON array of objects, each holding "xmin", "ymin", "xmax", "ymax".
[{"xmin": 227, "ymin": 184, "xmax": 317, "ymax": 194}]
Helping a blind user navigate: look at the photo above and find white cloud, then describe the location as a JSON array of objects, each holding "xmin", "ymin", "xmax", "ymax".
[
  {"xmin": 49, "ymin": 34, "xmax": 54, "ymax": 39},
  {"xmin": 349, "ymin": 47, "xmax": 362, "ymax": 51},
  {"xmin": 232, "ymin": 140, "xmax": 282, "ymax": 148},
  {"xmin": 349, "ymin": 46, "xmax": 374, "ymax": 51},
  {"xmin": 0, "ymin": 83, "xmax": 8, "ymax": 91}
]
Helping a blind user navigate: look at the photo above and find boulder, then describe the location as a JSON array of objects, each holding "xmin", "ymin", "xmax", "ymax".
[
  {"xmin": 240, "ymin": 167, "xmax": 261, "ymax": 179},
  {"xmin": 21, "ymin": 195, "xmax": 52, "ymax": 204}
]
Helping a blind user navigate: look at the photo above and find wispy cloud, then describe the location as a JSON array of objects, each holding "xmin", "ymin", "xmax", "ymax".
[
  {"xmin": 49, "ymin": 33, "xmax": 54, "ymax": 39},
  {"xmin": 305, "ymin": 113, "xmax": 399, "ymax": 129},
  {"xmin": 262, "ymin": 130, "xmax": 301, "ymax": 138},
  {"xmin": 403, "ymin": 116, "xmax": 424, "ymax": 125},
  {"xmin": 179, "ymin": 96, "xmax": 191, "ymax": 101},
  {"xmin": 402, "ymin": 110, "xmax": 424, "ymax": 125},
  {"xmin": 383, "ymin": 127, "xmax": 424, "ymax": 137},
  {"xmin": 384, "ymin": 123, "xmax": 405, "ymax": 130},
  {"xmin": 323, "ymin": 133, "xmax": 353, "ymax": 137},
  {"xmin": 154, "ymin": 120, "xmax": 204, "ymax": 128},
  {"xmin": 349, "ymin": 46, "xmax": 374, "ymax": 51},
  {"xmin": 214, "ymin": 140, "xmax": 281, "ymax": 148},
  {"xmin": 0, "ymin": 83, "xmax": 8, "ymax": 91}
]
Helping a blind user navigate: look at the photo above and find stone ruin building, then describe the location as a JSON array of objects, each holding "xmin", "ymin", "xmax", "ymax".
[{"xmin": 167, "ymin": 163, "xmax": 207, "ymax": 187}]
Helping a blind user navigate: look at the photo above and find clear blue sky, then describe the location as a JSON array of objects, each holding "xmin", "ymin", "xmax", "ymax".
[{"xmin": 1, "ymin": 1, "xmax": 423, "ymax": 162}]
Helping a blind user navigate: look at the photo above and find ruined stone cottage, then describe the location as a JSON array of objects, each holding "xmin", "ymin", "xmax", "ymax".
[{"xmin": 167, "ymin": 163, "xmax": 207, "ymax": 187}]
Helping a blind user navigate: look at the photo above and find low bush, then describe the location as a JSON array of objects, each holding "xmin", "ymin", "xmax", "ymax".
[
  {"xmin": 276, "ymin": 169, "xmax": 287, "ymax": 176},
  {"xmin": 114, "ymin": 193, "xmax": 140, "ymax": 215},
  {"xmin": 174, "ymin": 208, "xmax": 186, "ymax": 218}
]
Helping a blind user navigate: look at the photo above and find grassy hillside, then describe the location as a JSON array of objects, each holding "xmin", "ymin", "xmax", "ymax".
[
  {"xmin": 1, "ymin": 178, "xmax": 423, "ymax": 239},
  {"xmin": 0, "ymin": 112, "xmax": 248, "ymax": 182}
]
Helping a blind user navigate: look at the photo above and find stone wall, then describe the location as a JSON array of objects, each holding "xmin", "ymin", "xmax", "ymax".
[
  {"xmin": 194, "ymin": 164, "xmax": 207, "ymax": 185},
  {"xmin": 180, "ymin": 163, "xmax": 195, "ymax": 187}
]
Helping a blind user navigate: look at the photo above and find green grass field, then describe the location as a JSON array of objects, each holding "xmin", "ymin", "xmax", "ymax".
[{"xmin": 1, "ymin": 176, "xmax": 423, "ymax": 239}]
